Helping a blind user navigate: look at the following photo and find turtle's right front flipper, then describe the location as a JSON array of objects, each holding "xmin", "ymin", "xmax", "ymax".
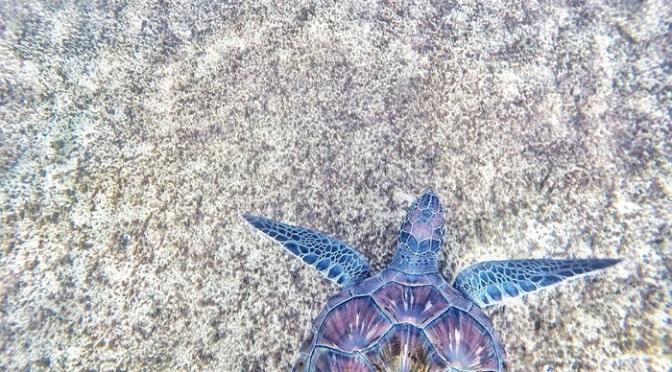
[
  {"xmin": 453, "ymin": 259, "xmax": 621, "ymax": 308},
  {"xmin": 242, "ymin": 214, "xmax": 371, "ymax": 287}
]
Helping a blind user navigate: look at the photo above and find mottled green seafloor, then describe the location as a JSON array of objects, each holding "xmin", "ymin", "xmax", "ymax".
[{"xmin": 1, "ymin": 1, "xmax": 670, "ymax": 371}]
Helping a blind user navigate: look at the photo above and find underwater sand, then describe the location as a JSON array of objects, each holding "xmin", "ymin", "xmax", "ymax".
[{"xmin": 1, "ymin": 1, "xmax": 670, "ymax": 371}]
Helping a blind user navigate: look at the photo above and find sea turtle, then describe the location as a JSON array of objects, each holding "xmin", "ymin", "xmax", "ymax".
[{"xmin": 242, "ymin": 190, "xmax": 620, "ymax": 371}]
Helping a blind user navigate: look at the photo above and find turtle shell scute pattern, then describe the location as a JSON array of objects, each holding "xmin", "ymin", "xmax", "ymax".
[{"xmin": 295, "ymin": 269, "xmax": 506, "ymax": 371}]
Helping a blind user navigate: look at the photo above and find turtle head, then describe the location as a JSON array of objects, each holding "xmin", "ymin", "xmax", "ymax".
[{"xmin": 389, "ymin": 189, "xmax": 446, "ymax": 274}]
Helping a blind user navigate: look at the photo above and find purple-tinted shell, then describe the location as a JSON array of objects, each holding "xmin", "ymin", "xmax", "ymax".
[{"xmin": 294, "ymin": 269, "xmax": 506, "ymax": 371}]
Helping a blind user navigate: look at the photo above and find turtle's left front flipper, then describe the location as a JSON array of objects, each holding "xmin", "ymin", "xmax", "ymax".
[
  {"xmin": 242, "ymin": 214, "xmax": 371, "ymax": 287},
  {"xmin": 453, "ymin": 259, "xmax": 621, "ymax": 308}
]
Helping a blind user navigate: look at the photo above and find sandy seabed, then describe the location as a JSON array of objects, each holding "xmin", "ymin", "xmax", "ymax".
[{"xmin": 1, "ymin": 1, "xmax": 670, "ymax": 371}]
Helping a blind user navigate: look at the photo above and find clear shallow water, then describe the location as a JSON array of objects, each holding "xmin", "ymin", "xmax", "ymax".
[{"xmin": 0, "ymin": 1, "xmax": 669, "ymax": 371}]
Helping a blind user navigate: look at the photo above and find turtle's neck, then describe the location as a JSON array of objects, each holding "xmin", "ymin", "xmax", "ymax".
[{"xmin": 388, "ymin": 243, "xmax": 439, "ymax": 274}]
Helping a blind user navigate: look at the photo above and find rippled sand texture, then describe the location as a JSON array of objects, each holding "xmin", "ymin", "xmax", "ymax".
[{"xmin": 1, "ymin": 1, "xmax": 670, "ymax": 371}]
